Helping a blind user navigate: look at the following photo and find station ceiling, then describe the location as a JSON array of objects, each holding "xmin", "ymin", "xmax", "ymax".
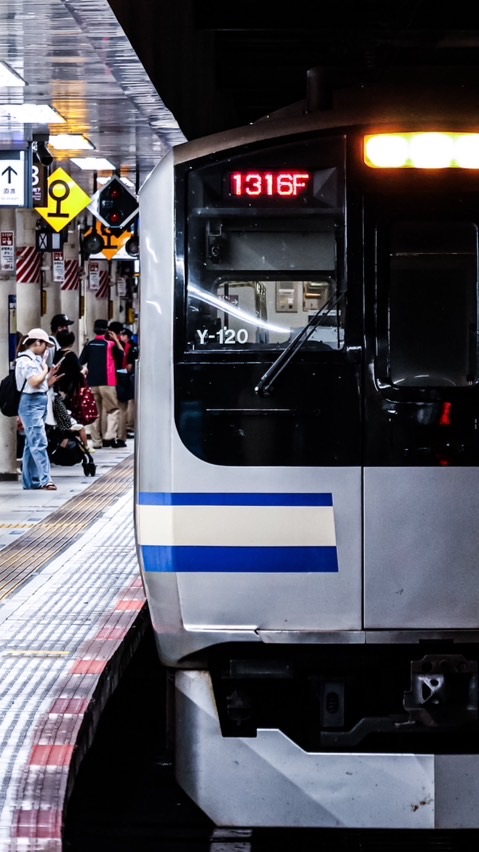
[
  {"xmin": 0, "ymin": 0, "xmax": 185, "ymax": 198},
  {"xmin": 110, "ymin": 1, "xmax": 479, "ymax": 141},
  {"xmin": 1, "ymin": 0, "xmax": 479, "ymax": 201}
]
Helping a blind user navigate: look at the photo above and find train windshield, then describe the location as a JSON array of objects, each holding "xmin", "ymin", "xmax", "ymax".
[
  {"xmin": 187, "ymin": 276, "xmax": 344, "ymax": 350},
  {"xmin": 186, "ymin": 220, "xmax": 344, "ymax": 351}
]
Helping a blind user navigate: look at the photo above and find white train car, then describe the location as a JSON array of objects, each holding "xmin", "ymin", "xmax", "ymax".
[{"xmin": 135, "ymin": 78, "xmax": 479, "ymax": 830}]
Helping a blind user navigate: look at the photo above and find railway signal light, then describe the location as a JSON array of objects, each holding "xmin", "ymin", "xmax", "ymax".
[{"xmin": 91, "ymin": 176, "xmax": 138, "ymax": 231}]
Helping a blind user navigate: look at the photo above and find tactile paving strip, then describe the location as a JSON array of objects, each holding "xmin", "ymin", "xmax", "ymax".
[
  {"xmin": 0, "ymin": 460, "xmax": 146, "ymax": 851},
  {"xmin": 0, "ymin": 458, "xmax": 134, "ymax": 600}
]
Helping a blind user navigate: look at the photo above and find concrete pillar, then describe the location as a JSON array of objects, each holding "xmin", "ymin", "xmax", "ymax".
[
  {"xmin": 109, "ymin": 260, "xmax": 120, "ymax": 323},
  {"xmin": 0, "ymin": 209, "xmax": 20, "ymax": 479},
  {"xmin": 61, "ymin": 225, "xmax": 81, "ymax": 348},
  {"xmin": 78, "ymin": 258, "xmax": 89, "ymax": 350},
  {"xmin": 85, "ymin": 258, "xmax": 110, "ymax": 340},
  {"xmin": 15, "ymin": 209, "xmax": 42, "ymax": 336},
  {"xmin": 42, "ymin": 249, "xmax": 61, "ymax": 326}
]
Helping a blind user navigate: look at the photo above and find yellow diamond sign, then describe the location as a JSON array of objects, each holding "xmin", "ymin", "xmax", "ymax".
[{"xmin": 35, "ymin": 167, "xmax": 92, "ymax": 232}]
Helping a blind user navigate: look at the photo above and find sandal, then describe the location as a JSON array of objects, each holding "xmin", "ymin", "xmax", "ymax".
[{"xmin": 41, "ymin": 483, "xmax": 57, "ymax": 491}]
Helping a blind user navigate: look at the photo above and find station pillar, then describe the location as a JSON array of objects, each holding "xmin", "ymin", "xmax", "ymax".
[
  {"xmin": 42, "ymin": 250, "xmax": 61, "ymax": 326},
  {"xmin": 15, "ymin": 209, "xmax": 42, "ymax": 336},
  {"xmin": 0, "ymin": 209, "xmax": 20, "ymax": 479},
  {"xmin": 84, "ymin": 258, "xmax": 110, "ymax": 340},
  {"xmin": 61, "ymin": 226, "xmax": 81, "ymax": 348}
]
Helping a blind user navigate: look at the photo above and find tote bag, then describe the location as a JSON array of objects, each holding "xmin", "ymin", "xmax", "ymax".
[{"xmin": 70, "ymin": 379, "xmax": 98, "ymax": 426}]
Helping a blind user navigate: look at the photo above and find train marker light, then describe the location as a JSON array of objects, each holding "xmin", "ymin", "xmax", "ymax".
[
  {"xmin": 364, "ymin": 132, "xmax": 479, "ymax": 169},
  {"xmin": 89, "ymin": 175, "xmax": 138, "ymax": 230}
]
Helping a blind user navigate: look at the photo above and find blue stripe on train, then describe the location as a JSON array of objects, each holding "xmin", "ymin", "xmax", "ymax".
[
  {"xmin": 138, "ymin": 492, "xmax": 333, "ymax": 507},
  {"xmin": 141, "ymin": 545, "xmax": 338, "ymax": 573}
]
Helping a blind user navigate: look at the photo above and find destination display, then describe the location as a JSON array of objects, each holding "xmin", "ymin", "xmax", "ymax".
[{"xmin": 225, "ymin": 170, "xmax": 312, "ymax": 200}]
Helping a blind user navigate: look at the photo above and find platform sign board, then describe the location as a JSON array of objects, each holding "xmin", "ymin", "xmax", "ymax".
[
  {"xmin": 0, "ymin": 151, "xmax": 25, "ymax": 207},
  {"xmin": 32, "ymin": 163, "xmax": 48, "ymax": 207},
  {"xmin": 35, "ymin": 167, "xmax": 91, "ymax": 232},
  {"xmin": 52, "ymin": 251, "xmax": 65, "ymax": 284},
  {"xmin": 88, "ymin": 260, "xmax": 100, "ymax": 291},
  {"xmin": 8, "ymin": 294, "xmax": 17, "ymax": 364},
  {"xmin": 0, "ymin": 230, "xmax": 15, "ymax": 271},
  {"xmin": 36, "ymin": 228, "xmax": 65, "ymax": 252}
]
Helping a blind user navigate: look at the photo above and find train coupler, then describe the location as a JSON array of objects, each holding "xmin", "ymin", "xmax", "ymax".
[{"xmin": 403, "ymin": 653, "xmax": 478, "ymax": 727}]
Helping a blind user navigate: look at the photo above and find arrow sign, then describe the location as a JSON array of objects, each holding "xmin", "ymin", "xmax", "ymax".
[
  {"xmin": 0, "ymin": 152, "xmax": 25, "ymax": 207},
  {"xmin": 2, "ymin": 165, "xmax": 18, "ymax": 182}
]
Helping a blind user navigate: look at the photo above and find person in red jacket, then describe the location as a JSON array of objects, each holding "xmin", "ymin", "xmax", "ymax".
[{"xmin": 117, "ymin": 327, "xmax": 138, "ymax": 441}]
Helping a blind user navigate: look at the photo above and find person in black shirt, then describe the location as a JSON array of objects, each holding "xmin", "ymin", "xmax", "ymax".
[
  {"xmin": 53, "ymin": 329, "xmax": 89, "ymax": 448},
  {"xmin": 46, "ymin": 313, "xmax": 74, "ymax": 367},
  {"xmin": 53, "ymin": 330, "xmax": 82, "ymax": 400},
  {"xmin": 79, "ymin": 319, "xmax": 123, "ymax": 448}
]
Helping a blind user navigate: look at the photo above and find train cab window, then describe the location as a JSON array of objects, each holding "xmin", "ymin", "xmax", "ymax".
[
  {"xmin": 384, "ymin": 221, "xmax": 478, "ymax": 387},
  {"xmin": 186, "ymin": 277, "xmax": 344, "ymax": 350},
  {"xmin": 185, "ymin": 216, "xmax": 344, "ymax": 351}
]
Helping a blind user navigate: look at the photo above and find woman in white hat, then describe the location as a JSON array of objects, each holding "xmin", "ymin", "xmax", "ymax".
[{"xmin": 15, "ymin": 329, "xmax": 63, "ymax": 491}]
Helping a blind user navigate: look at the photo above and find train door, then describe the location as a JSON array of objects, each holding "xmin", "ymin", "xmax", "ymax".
[{"xmin": 362, "ymin": 197, "xmax": 479, "ymax": 629}]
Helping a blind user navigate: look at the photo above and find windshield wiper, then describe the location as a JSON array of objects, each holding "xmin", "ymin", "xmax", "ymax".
[{"xmin": 255, "ymin": 291, "xmax": 344, "ymax": 397}]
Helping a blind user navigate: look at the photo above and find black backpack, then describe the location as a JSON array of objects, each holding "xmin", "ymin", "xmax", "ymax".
[{"xmin": 0, "ymin": 355, "xmax": 28, "ymax": 417}]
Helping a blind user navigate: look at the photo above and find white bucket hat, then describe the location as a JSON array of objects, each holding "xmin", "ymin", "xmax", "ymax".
[{"xmin": 25, "ymin": 328, "xmax": 55, "ymax": 347}]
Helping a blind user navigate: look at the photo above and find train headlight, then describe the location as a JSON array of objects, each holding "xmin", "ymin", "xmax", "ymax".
[
  {"xmin": 364, "ymin": 134, "xmax": 409, "ymax": 167},
  {"xmin": 364, "ymin": 132, "xmax": 479, "ymax": 168},
  {"xmin": 455, "ymin": 134, "xmax": 479, "ymax": 168}
]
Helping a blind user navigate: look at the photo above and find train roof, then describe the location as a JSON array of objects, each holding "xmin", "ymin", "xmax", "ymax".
[{"xmin": 174, "ymin": 76, "xmax": 479, "ymax": 165}]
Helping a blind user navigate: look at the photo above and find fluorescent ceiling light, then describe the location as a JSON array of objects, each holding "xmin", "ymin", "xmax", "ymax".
[
  {"xmin": 0, "ymin": 62, "xmax": 27, "ymax": 87},
  {"xmin": 0, "ymin": 103, "xmax": 65, "ymax": 123},
  {"xmin": 70, "ymin": 157, "xmax": 115, "ymax": 171},
  {"xmin": 49, "ymin": 134, "xmax": 94, "ymax": 150}
]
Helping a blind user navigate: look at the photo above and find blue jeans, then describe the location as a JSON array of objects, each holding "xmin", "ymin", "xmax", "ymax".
[{"xmin": 18, "ymin": 392, "xmax": 52, "ymax": 489}]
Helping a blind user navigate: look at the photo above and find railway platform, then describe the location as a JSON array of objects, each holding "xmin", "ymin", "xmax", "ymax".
[{"xmin": 0, "ymin": 439, "xmax": 145, "ymax": 851}]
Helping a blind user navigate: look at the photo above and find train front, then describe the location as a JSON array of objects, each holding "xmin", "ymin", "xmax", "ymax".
[{"xmin": 135, "ymin": 116, "xmax": 479, "ymax": 829}]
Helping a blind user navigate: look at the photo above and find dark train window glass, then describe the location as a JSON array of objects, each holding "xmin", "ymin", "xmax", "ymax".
[
  {"xmin": 202, "ymin": 226, "xmax": 336, "ymax": 271},
  {"xmin": 388, "ymin": 222, "xmax": 478, "ymax": 387}
]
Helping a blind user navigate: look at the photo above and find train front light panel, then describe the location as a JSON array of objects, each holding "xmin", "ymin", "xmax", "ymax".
[{"xmin": 364, "ymin": 132, "xmax": 479, "ymax": 169}]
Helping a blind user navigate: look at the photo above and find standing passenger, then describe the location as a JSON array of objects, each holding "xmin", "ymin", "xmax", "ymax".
[
  {"xmin": 46, "ymin": 313, "xmax": 74, "ymax": 367},
  {"xmin": 79, "ymin": 319, "xmax": 123, "ymax": 448},
  {"xmin": 118, "ymin": 327, "xmax": 138, "ymax": 439},
  {"xmin": 15, "ymin": 329, "xmax": 63, "ymax": 490}
]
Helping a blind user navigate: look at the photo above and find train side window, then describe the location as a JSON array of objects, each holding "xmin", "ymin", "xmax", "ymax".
[
  {"xmin": 186, "ymin": 277, "xmax": 344, "ymax": 350},
  {"xmin": 386, "ymin": 221, "xmax": 478, "ymax": 387}
]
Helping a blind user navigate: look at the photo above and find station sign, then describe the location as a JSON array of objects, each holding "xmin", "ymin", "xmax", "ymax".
[
  {"xmin": 0, "ymin": 230, "xmax": 15, "ymax": 271},
  {"xmin": 0, "ymin": 151, "xmax": 26, "ymax": 207},
  {"xmin": 35, "ymin": 167, "xmax": 91, "ymax": 231},
  {"xmin": 32, "ymin": 163, "xmax": 48, "ymax": 207},
  {"xmin": 35, "ymin": 227, "xmax": 65, "ymax": 252}
]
